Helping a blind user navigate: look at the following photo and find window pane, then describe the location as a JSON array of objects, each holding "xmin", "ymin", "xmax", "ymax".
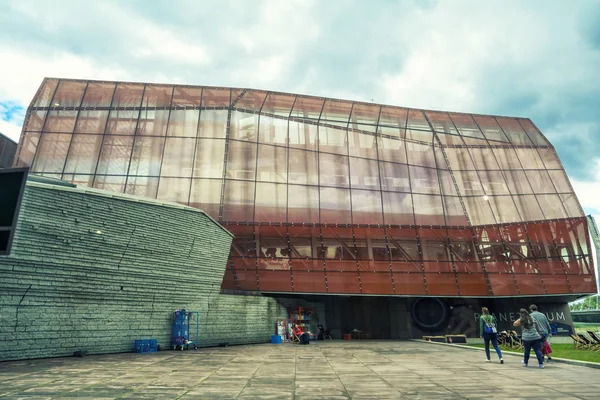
[
  {"xmin": 463, "ymin": 196, "xmax": 495, "ymax": 225},
  {"xmin": 262, "ymin": 93, "xmax": 295, "ymax": 116},
  {"xmin": 288, "ymin": 148, "xmax": 318, "ymax": 185},
  {"xmin": 468, "ymin": 148, "xmax": 501, "ymax": 170},
  {"xmin": 202, "ymin": 88, "xmax": 230, "ymax": 107},
  {"xmin": 350, "ymin": 103, "xmax": 379, "ymax": 127},
  {"xmin": 559, "ymin": 193, "xmax": 583, "ymax": 218},
  {"xmin": 157, "ymin": 177, "xmax": 191, "ymax": 205},
  {"xmin": 319, "ymin": 153, "xmax": 349, "ymax": 187},
  {"xmin": 472, "ymin": 115, "xmax": 508, "ymax": 142},
  {"xmin": 257, "ymin": 144, "xmax": 287, "ymax": 183},
  {"xmin": 438, "ymin": 170, "xmax": 458, "ymax": 196},
  {"xmin": 348, "ymin": 131, "xmax": 377, "ymax": 159},
  {"xmin": 382, "ymin": 192, "xmax": 413, "ymax": 225},
  {"xmin": 319, "ymin": 126, "xmax": 347, "ymax": 155},
  {"xmin": 426, "ymin": 111, "xmax": 458, "ymax": 134},
  {"xmin": 107, "ymin": 110, "xmax": 140, "ymax": 135},
  {"xmin": 64, "ymin": 134, "xmax": 103, "ymax": 174},
  {"xmin": 525, "ymin": 170, "xmax": 556, "ymax": 193},
  {"xmin": 198, "ymin": 110, "xmax": 227, "ymax": 138},
  {"xmin": 378, "ymin": 137, "xmax": 407, "ymax": 163},
  {"xmin": 259, "ymin": 115, "xmax": 288, "ymax": 145},
  {"xmin": 222, "ymin": 179, "xmax": 255, "ymax": 221},
  {"xmin": 32, "ymin": 133, "xmax": 71, "ymax": 173},
  {"xmin": 406, "ymin": 110, "xmax": 431, "ymax": 132},
  {"xmin": 255, "ymin": 182, "xmax": 287, "ymax": 222},
  {"xmin": 453, "ymin": 170, "xmax": 485, "ymax": 195},
  {"xmin": 125, "ymin": 176, "xmax": 159, "ymax": 199},
  {"xmin": 503, "ymin": 170, "xmax": 533, "ymax": 194},
  {"xmin": 537, "ymin": 148, "xmax": 562, "ymax": 169},
  {"xmin": 96, "ymin": 136, "xmax": 134, "ymax": 175},
  {"xmin": 512, "ymin": 195, "xmax": 544, "ymax": 221},
  {"xmin": 193, "ymin": 138, "xmax": 225, "ymax": 178},
  {"xmin": 379, "ymin": 107, "xmax": 407, "ymax": 129},
  {"xmin": 536, "ymin": 194, "xmax": 567, "ymax": 219},
  {"xmin": 24, "ymin": 110, "xmax": 47, "ymax": 132},
  {"xmin": 516, "ymin": 148, "xmax": 545, "ymax": 169},
  {"xmin": 136, "ymin": 110, "xmax": 168, "ymax": 136},
  {"xmin": 443, "ymin": 196, "xmax": 468, "ymax": 225},
  {"xmin": 409, "ymin": 166, "xmax": 439, "ymax": 194},
  {"xmin": 492, "ymin": 147, "xmax": 522, "ymax": 169},
  {"xmin": 33, "ymin": 79, "xmax": 58, "ymax": 107},
  {"xmin": 167, "ymin": 109, "xmax": 200, "ymax": 137},
  {"xmin": 449, "ymin": 113, "xmax": 484, "ymax": 138},
  {"xmin": 290, "ymin": 97, "xmax": 324, "ymax": 119},
  {"xmin": 172, "ymin": 86, "xmax": 201, "ymax": 107},
  {"xmin": 406, "ymin": 142, "xmax": 435, "ymax": 167},
  {"xmin": 488, "ymin": 195, "xmax": 520, "ymax": 223},
  {"xmin": 231, "ymin": 111, "xmax": 258, "ymax": 141},
  {"xmin": 444, "ymin": 147, "xmax": 475, "ymax": 170},
  {"xmin": 519, "ymin": 119, "xmax": 549, "ymax": 146},
  {"xmin": 52, "ymin": 81, "xmax": 86, "ymax": 107},
  {"xmin": 288, "ymin": 184, "xmax": 319, "ymax": 223},
  {"xmin": 62, "ymin": 174, "xmax": 93, "ymax": 187},
  {"xmin": 81, "ymin": 82, "xmax": 115, "ymax": 107},
  {"xmin": 496, "ymin": 117, "xmax": 532, "ymax": 145},
  {"xmin": 112, "ymin": 83, "xmax": 144, "ymax": 107},
  {"xmin": 189, "ymin": 178, "xmax": 221, "ymax": 218},
  {"xmin": 350, "ymin": 157, "xmax": 380, "ymax": 190},
  {"xmin": 478, "ymin": 170, "xmax": 510, "ymax": 194},
  {"xmin": 351, "ymin": 189, "xmax": 383, "ymax": 225},
  {"xmin": 413, "ymin": 194, "xmax": 444, "ymax": 225},
  {"xmin": 74, "ymin": 110, "xmax": 109, "ymax": 134},
  {"xmin": 161, "ymin": 137, "xmax": 195, "ymax": 177},
  {"xmin": 226, "ymin": 140, "xmax": 256, "ymax": 180},
  {"xmin": 236, "ymin": 90, "xmax": 267, "ymax": 111},
  {"xmin": 93, "ymin": 175, "xmax": 126, "ymax": 193},
  {"xmin": 289, "ymin": 121, "xmax": 318, "ymax": 151},
  {"xmin": 380, "ymin": 161, "xmax": 410, "ymax": 192},
  {"xmin": 128, "ymin": 136, "xmax": 165, "ymax": 176},
  {"xmin": 547, "ymin": 170, "xmax": 571, "ymax": 193},
  {"xmin": 142, "ymin": 85, "xmax": 173, "ymax": 107},
  {"xmin": 44, "ymin": 110, "xmax": 77, "ymax": 133},
  {"xmin": 320, "ymin": 187, "xmax": 351, "ymax": 224},
  {"xmin": 321, "ymin": 99, "xmax": 351, "ymax": 123},
  {"xmin": 15, "ymin": 131, "xmax": 40, "ymax": 167}
]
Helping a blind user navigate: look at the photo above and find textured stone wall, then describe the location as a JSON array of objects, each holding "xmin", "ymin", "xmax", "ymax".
[{"xmin": 0, "ymin": 182, "xmax": 286, "ymax": 361}]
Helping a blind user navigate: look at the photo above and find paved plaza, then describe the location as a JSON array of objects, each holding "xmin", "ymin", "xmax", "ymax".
[{"xmin": 0, "ymin": 341, "xmax": 598, "ymax": 399}]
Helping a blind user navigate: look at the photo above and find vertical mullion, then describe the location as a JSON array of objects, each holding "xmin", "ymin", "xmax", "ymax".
[
  {"xmin": 187, "ymin": 88, "xmax": 204, "ymax": 206},
  {"xmin": 124, "ymin": 85, "xmax": 147, "ymax": 193},
  {"xmin": 90, "ymin": 82, "xmax": 121, "ymax": 187},
  {"xmin": 154, "ymin": 86, "xmax": 176, "ymax": 200},
  {"xmin": 60, "ymin": 81, "xmax": 88, "ymax": 178}
]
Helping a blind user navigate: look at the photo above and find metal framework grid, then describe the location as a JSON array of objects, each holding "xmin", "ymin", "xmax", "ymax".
[{"xmin": 14, "ymin": 78, "xmax": 598, "ymax": 297}]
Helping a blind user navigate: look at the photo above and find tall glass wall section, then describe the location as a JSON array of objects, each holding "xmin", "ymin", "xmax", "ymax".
[{"xmin": 15, "ymin": 78, "xmax": 597, "ymax": 296}]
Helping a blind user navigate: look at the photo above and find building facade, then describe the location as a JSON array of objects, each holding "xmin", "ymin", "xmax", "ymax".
[
  {"xmin": 0, "ymin": 132, "xmax": 17, "ymax": 168},
  {"xmin": 14, "ymin": 78, "xmax": 597, "ymax": 306}
]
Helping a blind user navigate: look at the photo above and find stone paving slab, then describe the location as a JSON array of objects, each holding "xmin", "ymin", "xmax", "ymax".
[{"xmin": 1, "ymin": 341, "xmax": 599, "ymax": 399}]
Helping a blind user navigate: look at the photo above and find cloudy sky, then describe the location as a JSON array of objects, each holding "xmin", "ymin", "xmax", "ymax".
[{"xmin": 1, "ymin": 0, "xmax": 599, "ymax": 222}]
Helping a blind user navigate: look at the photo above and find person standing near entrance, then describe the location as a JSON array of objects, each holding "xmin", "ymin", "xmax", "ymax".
[
  {"xmin": 479, "ymin": 307, "xmax": 504, "ymax": 364},
  {"xmin": 513, "ymin": 308, "xmax": 544, "ymax": 368},
  {"xmin": 529, "ymin": 304, "xmax": 552, "ymax": 362}
]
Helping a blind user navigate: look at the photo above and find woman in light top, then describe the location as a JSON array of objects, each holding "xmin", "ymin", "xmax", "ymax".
[
  {"xmin": 479, "ymin": 307, "xmax": 503, "ymax": 364},
  {"xmin": 513, "ymin": 308, "xmax": 544, "ymax": 368}
]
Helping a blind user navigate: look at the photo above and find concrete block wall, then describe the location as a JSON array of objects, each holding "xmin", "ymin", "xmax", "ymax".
[{"xmin": 0, "ymin": 182, "xmax": 286, "ymax": 361}]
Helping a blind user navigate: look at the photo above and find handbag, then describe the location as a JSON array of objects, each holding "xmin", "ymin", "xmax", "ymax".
[
  {"xmin": 483, "ymin": 316, "xmax": 497, "ymax": 334},
  {"xmin": 543, "ymin": 340, "xmax": 552, "ymax": 355}
]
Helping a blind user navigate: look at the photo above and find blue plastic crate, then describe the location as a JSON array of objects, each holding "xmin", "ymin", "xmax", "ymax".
[{"xmin": 134, "ymin": 339, "xmax": 158, "ymax": 353}]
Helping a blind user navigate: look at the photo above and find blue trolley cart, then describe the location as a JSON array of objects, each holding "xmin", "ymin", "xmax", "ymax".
[{"xmin": 171, "ymin": 310, "xmax": 200, "ymax": 351}]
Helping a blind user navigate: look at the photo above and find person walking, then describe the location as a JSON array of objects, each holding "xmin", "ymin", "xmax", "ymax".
[
  {"xmin": 529, "ymin": 304, "xmax": 552, "ymax": 362},
  {"xmin": 513, "ymin": 308, "xmax": 544, "ymax": 368},
  {"xmin": 479, "ymin": 307, "xmax": 504, "ymax": 364}
]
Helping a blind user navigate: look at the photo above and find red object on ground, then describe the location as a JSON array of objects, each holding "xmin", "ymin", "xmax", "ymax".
[{"xmin": 542, "ymin": 340, "xmax": 552, "ymax": 355}]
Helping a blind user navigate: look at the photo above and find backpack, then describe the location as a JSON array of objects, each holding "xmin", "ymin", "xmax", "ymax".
[{"xmin": 482, "ymin": 316, "xmax": 497, "ymax": 334}]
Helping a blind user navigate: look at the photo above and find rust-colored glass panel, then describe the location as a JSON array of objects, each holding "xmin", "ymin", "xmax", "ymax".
[
  {"xmin": 423, "ymin": 261, "xmax": 453, "ymax": 273},
  {"xmin": 547, "ymin": 170, "xmax": 571, "ymax": 193},
  {"xmin": 536, "ymin": 194, "xmax": 567, "ymax": 219},
  {"xmin": 292, "ymin": 270, "xmax": 327, "ymax": 293},
  {"xmin": 289, "ymin": 226, "xmax": 319, "ymax": 258},
  {"xmin": 258, "ymin": 270, "xmax": 292, "ymax": 292},
  {"xmin": 468, "ymin": 148, "xmax": 501, "ymax": 170},
  {"xmin": 379, "ymin": 107, "xmax": 407, "ymax": 128},
  {"xmin": 235, "ymin": 90, "xmax": 267, "ymax": 111},
  {"xmin": 321, "ymin": 99, "xmax": 352, "ymax": 124},
  {"xmin": 112, "ymin": 83, "xmax": 144, "ymax": 107},
  {"xmin": 444, "ymin": 147, "xmax": 475, "ymax": 171},
  {"xmin": 262, "ymin": 93, "xmax": 295, "ymax": 116},
  {"xmin": 24, "ymin": 110, "xmax": 47, "ymax": 132},
  {"xmin": 319, "ymin": 153, "xmax": 349, "ymax": 187},
  {"xmin": 171, "ymin": 86, "xmax": 201, "ymax": 107},
  {"xmin": 425, "ymin": 111, "xmax": 457, "ymax": 134},
  {"xmin": 487, "ymin": 195, "xmax": 520, "ymax": 223},
  {"xmin": 406, "ymin": 129, "xmax": 433, "ymax": 143},
  {"xmin": 52, "ymin": 80, "xmax": 86, "ymax": 107},
  {"xmin": 463, "ymin": 196, "xmax": 496, "ymax": 225},
  {"xmin": 456, "ymin": 273, "xmax": 489, "ymax": 296},
  {"xmin": 551, "ymin": 220, "xmax": 584, "ymax": 259},
  {"xmin": 189, "ymin": 178, "xmax": 221, "ymax": 219},
  {"xmin": 198, "ymin": 110, "xmax": 227, "ymax": 138},
  {"xmin": 226, "ymin": 140, "xmax": 256, "ymax": 181},
  {"xmin": 167, "ymin": 110, "xmax": 200, "ymax": 137},
  {"xmin": 319, "ymin": 187, "xmax": 351, "ymax": 224},
  {"xmin": 419, "ymin": 228, "xmax": 449, "ymax": 261},
  {"xmin": 492, "ymin": 147, "xmax": 522, "ymax": 170},
  {"xmin": 568, "ymin": 275, "xmax": 597, "ymax": 293},
  {"xmin": 350, "ymin": 157, "xmax": 380, "ymax": 190},
  {"xmin": 350, "ymin": 103, "xmax": 379, "ymax": 126},
  {"xmin": 325, "ymin": 259, "xmax": 358, "ymax": 271},
  {"xmin": 156, "ymin": 177, "xmax": 191, "ymax": 205},
  {"xmin": 125, "ymin": 176, "xmax": 159, "ymax": 199},
  {"xmin": 326, "ymin": 271, "xmax": 360, "ymax": 294},
  {"xmin": 288, "ymin": 148, "xmax": 318, "ymax": 185},
  {"xmin": 410, "ymin": 166, "xmax": 440, "ymax": 194},
  {"xmin": 351, "ymin": 189, "xmax": 383, "ymax": 225},
  {"xmin": 389, "ymin": 261, "xmax": 421, "ymax": 272},
  {"xmin": 537, "ymin": 148, "xmax": 561, "ymax": 169},
  {"xmin": 406, "ymin": 142, "xmax": 435, "ymax": 168},
  {"xmin": 129, "ymin": 136, "xmax": 165, "ymax": 176},
  {"xmin": 63, "ymin": 134, "xmax": 103, "ymax": 174},
  {"xmin": 476, "ymin": 226, "xmax": 503, "ymax": 243},
  {"xmin": 136, "ymin": 110, "xmax": 169, "ymax": 136},
  {"xmin": 514, "ymin": 274, "xmax": 546, "ymax": 295},
  {"xmin": 62, "ymin": 174, "xmax": 93, "ymax": 187},
  {"xmin": 221, "ymin": 267, "xmax": 238, "ymax": 291},
  {"xmin": 461, "ymin": 136, "xmax": 489, "ymax": 145},
  {"xmin": 453, "ymin": 171, "xmax": 485, "ymax": 196},
  {"xmin": 500, "ymin": 224, "xmax": 527, "ymax": 243},
  {"xmin": 33, "ymin": 79, "xmax": 59, "ymax": 107},
  {"xmin": 424, "ymin": 272, "xmax": 458, "ymax": 295},
  {"xmin": 382, "ymin": 192, "xmax": 413, "ymax": 225},
  {"xmin": 202, "ymin": 88, "xmax": 231, "ymax": 107},
  {"xmin": 193, "ymin": 138, "xmax": 225, "ymax": 179},
  {"xmin": 496, "ymin": 117, "xmax": 532, "ymax": 145},
  {"xmin": 518, "ymin": 119, "xmax": 549, "ymax": 146},
  {"xmin": 449, "ymin": 113, "xmax": 484, "ymax": 138},
  {"xmin": 387, "ymin": 227, "xmax": 419, "ymax": 260},
  {"xmin": 360, "ymin": 272, "xmax": 393, "ymax": 294},
  {"xmin": 81, "ymin": 82, "xmax": 115, "ymax": 107},
  {"xmin": 142, "ymin": 85, "xmax": 173, "ymax": 108},
  {"xmin": 108, "ymin": 110, "xmax": 140, "ymax": 135},
  {"xmin": 393, "ymin": 272, "xmax": 426, "ymax": 295},
  {"xmin": 559, "ymin": 193, "xmax": 583, "ymax": 218},
  {"xmin": 454, "ymin": 261, "xmax": 481, "ymax": 272},
  {"xmin": 287, "ymin": 184, "xmax": 319, "ymax": 224},
  {"xmin": 319, "ymin": 126, "xmax": 347, "ymax": 155},
  {"xmin": 74, "ymin": 110, "xmax": 109, "ymax": 134},
  {"xmin": 31, "ymin": 133, "xmax": 71, "ymax": 173},
  {"xmin": 406, "ymin": 109, "xmax": 430, "ymax": 132},
  {"xmin": 234, "ymin": 268, "xmax": 259, "ymax": 291},
  {"xmin": 44, "ymin": 110, "xmax": 77, "ymax": 133},
  {"xmin": 15, "ymin": 132, "xmax": 40, "ymax": 167},
  {"xmin": 503, "ymin": 170, "xmax": 533, "ymax": 194},
  {"xmin": 413, "ymin": 194, "xmax": 444, "ymax": 225},
  {"xmin": 96, "ymin": 136, "xmax": 134, "ymax": 175},
  {"xmin": 289, "ymin": 121, "xmax": 318, "ymax": 151},
  {"xmin": 487, "ymin": 273, "xmax": 519, "ymax": 295},
  {"xmin": 525, "ymin": 170, "xmax": 555, "ymax": 194},
  {"xmin": 290, "ymin": 257, "xmax": 318, "ymax": 271},
  {"xmin": 353, "ymin": 227, "xmax": 387, "ymax": 263},
  {"xmin": 93, "ymin": 175, "xmax": 126, "ymax": 193},
  {"xmin": 378, "ymin": 137, "xmax": 407, "ymax": 163},
  {"xmin": 379, "ymin": 162, "xmax": 409, "ymax": 192},
  {"xmin": 443, "ymin": 196, "xmax": 469, "ymax": 226},
  {"xmin": 290, "ymin": 97, "xmax": 324, "ymax": 119},
  {"xmin": 472, "ymin": 115, "xmax": 508, "ymax": 143},
  {"xmin": 258, "ymin": 115, "xmax": 288, "ymax": 145},
  {"xmin": 438, "ymin": 170, "xmax": 457, "ymax": 196},
  {"xmin": 222, "ymin": 179, "xmax": 255, "ymax": 221},
  {"xmin": 537, "ymin": 259, "xmax": 565, "ymax": 275},
  {"xmin": 230, "ymin": 111, "xmax": 258, "ymax": 142},
  {"xmin": 515, "ymin": 148, "xmax": 545, "ymax": 169},
  {"xmin": 255, "ymin": 182, "xmax": 287, "ymax": 223},
  {"xmin": 435, "ymin": 132, "xmax": 464, "ymax": 146},
  {"xmin": 512, "ymin": 195, "xmax": 544, "ymax": 221},
  {"xmin": 161, "ymin": 137, "xmax": 195, "ymax": 177},
  {"xmin": 348, "ymin": 131, "xmax": 377, "ymax": 159},
  {"xmin": 484, "ymin": 261, "xmax": 511, "ymax": 273}
]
